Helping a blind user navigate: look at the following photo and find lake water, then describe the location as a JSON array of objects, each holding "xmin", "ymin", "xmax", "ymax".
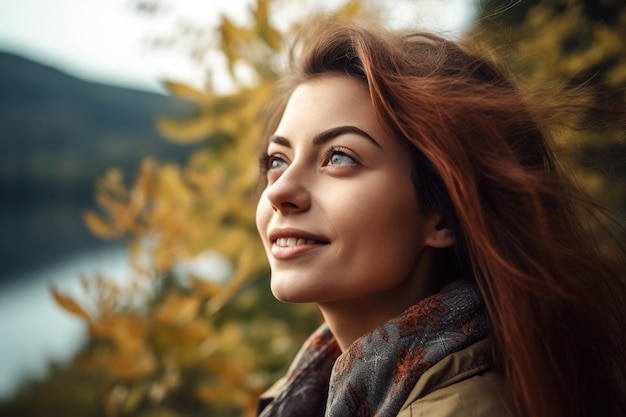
[
  {"xmin": 0, "ymin": 246, "xmax": 130, "ymax": 400},
  {"xmin": 0, "ymin": 245, "xmax": 232, "ymax": 400}
]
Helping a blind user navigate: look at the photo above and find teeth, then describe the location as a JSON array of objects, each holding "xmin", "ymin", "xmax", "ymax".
[{"xmin": 275, "ymin": 237, "xmax": 318, "ymax": 247}]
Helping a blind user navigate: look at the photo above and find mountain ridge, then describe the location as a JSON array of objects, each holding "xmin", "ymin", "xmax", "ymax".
[{"xmin": 0, "ymin": 50, "xmax": 198, "ymax": 282}]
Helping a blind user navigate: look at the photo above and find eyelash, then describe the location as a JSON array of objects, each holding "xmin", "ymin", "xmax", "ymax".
[
  {"xmin": 321, "ymin": 146, "xmax": 357, "ymax": 166},
  {"xmin": 259, "ymin": 152, "xmax": 271, "ymax": 175},
  {"xmin": 259, "ymin": 146, "xmax": 358, "ymax": 176},
  {"xmin": 259, "ymin": 152, "xmax": 285, "ymax": 176}
]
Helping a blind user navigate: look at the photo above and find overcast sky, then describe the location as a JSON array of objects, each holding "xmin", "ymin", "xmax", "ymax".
[{"xmin": 0, "ymin": 0, "xmax": 476, "ymax": 93}]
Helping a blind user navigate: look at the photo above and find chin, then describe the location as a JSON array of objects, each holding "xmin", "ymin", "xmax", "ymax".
[
  {"xmin": 271, "ymin": 287, "xmax": 309, "ymax": 303},
  {"xmin": 270, "ymin": 278, "xmax": 317, "ymax": 304}
]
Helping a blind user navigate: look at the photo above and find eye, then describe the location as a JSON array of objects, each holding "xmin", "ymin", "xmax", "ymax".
[
  {"xmin": 323, "ymin": 147, "xmax": 357, "ymax": 166},
  {"xmin": 268, "ymin": 155, "xmax": 288, "ymax": 171},
  {"xmin": 260, "ymin": 153, "xmax": 289, "ymax": 179}
]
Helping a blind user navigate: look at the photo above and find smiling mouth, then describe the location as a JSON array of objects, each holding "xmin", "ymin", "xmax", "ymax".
[
  {"xmin": 274, "ymin": 237, "xmax": 321, "ymax": 247},
  {"xmin": 270, "ymin": 235, "xmax": 329, "ymax": 259}
]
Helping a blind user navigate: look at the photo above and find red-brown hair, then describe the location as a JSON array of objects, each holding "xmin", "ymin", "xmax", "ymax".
[{"xmin": 261, "ymin": 18, "xmax": 626, "ymax": 417}]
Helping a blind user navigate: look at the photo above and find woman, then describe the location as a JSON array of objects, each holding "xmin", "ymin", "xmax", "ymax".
[{"xmin": 254, "ymin": 18, "xmax": 625, "ymax": 417}]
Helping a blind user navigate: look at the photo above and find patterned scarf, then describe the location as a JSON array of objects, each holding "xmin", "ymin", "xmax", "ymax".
[{"xmin": 258, "ymin": 281, "xmax": 490, "ymax": 417}]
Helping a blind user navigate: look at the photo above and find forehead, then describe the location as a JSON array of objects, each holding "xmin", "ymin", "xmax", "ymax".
[{"xmin": 274, "ymin": 74, "xmax": 388, "ymax": 141}]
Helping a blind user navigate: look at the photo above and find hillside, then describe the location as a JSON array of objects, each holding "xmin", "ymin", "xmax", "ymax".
[{"xmin": 0, "ymin": 51, "xmax": 198, "ymax": 282}]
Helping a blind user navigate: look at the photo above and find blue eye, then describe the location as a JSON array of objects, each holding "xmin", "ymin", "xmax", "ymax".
[
  {"xmin": 269, "ymin": 156, "xmax": 288, "ymax": 170},
  {"xmin": 325, "ymin": 147, "xmax": 357, "ymax": 166},
  {"xmin": 260, "ymin": 153, "xmax": 288, "ymax": 178},
  {"xmin": 329, "ymin": 152, "xmax": 355, "ymax": 165}
]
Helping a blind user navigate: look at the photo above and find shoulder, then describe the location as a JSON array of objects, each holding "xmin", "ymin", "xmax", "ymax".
[{"xmin": 397, "ymin": 338, "xmax": 514, "ymax": 417}]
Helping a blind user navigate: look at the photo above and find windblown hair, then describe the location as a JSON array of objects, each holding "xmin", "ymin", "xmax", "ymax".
[{"xmin": 260, "ymin": 17, "xmax": 626, "ymax": 417}]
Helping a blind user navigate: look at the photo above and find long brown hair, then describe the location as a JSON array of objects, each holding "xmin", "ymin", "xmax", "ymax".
[{"xmin": 261, "ymin": 18, "xmax": 626, "ymax": 417}]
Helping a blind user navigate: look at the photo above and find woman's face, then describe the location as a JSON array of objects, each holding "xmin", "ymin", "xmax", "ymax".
[{"xmin": 256, "ymin": 74, "xmax": 441, "ymax": 307}]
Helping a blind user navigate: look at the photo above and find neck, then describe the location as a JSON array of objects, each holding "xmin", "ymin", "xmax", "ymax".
[{"xmin": 317, "ymin": 248, "xmax": 441, "ymax": 351}]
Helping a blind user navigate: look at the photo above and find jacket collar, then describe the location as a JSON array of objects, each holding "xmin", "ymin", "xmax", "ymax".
[{"xmin": 258, "ymin": 281, "xmax": 490, "ymax": 417}]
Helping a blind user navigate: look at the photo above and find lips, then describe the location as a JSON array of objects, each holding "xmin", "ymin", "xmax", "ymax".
[
  {"xmin": 269, "ymin": 228, "xmax": 328, "ymax": 244},
  {"xmin": 268, "ymin": 228, "xmax": 329, "ymax": 259},
  {"xmin": 275, "ymin": 237, "xmax": 319, "ymax": 247}
]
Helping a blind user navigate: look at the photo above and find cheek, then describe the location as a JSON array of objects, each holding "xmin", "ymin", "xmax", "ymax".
[
  {"xmin": 255, "ymin": 192, "xmax": 271, "ymax": 245},
  {"xmin": 336, "ymin": 172, "xmax": 420, "ymax": 229},
  {"xmin": 341, "ymin": 178, "xmax": 424, "ymax": 264}
]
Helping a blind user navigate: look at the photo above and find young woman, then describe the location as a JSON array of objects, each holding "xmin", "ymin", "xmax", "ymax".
[{"xmin": 254, "ymin": 18, "xmax": 626, "ymax": 417}]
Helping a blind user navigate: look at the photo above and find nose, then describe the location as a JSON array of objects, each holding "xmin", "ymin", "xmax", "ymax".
[{"xmin": 265, "ymin": 167, "xmax": 311, "ymax": 215}]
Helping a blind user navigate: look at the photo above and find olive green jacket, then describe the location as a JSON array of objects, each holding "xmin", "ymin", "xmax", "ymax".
[
  {"xmin": 259, "ymin": 339, "xmax": 513, "ymax": 417},
  {"xmin": 396, "ymin": 338, "xmax": 512, "ymax": 416}
]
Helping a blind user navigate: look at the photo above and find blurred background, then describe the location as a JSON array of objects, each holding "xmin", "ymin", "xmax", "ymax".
[{"xmin": 0, "ymin": 0, "xmax": 623, "ymax": 416}]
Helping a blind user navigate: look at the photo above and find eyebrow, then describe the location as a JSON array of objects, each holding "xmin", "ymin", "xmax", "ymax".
[{"xmin": 268, "ymin": 125, "xmax": 382, "ymax": 149}]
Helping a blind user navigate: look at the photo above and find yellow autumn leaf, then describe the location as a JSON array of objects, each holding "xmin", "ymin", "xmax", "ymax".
[
  {"xmin": 90, "ymin": 316, "xmax": 151, "ymax": 355},
  {"xmin": 156, "ymin": 115, "xmax": 215, "ymax": 143},
  {"xmin": 83, "ymin": 210, "xmax": 123, "ymax": 239},
  {"xmin": 135, "ymin": 157, "xmax": 156, "ymax": 195},
  {"xmin": 153, "ymin": 292, "xmax": 201, "ymax": 326},
  {"xmin": 162, "ymin": 80, "xmax": 211, "ymax": 104},
  {"xmin": 253, "ymin": 0, "xmax": 282, "ymax": 50},
  {"xmin": 99, "ymin": 167, "xmax": 127, "ymax": 198},
  {"xmin": 51, "ymin": 287, "xmax": 92, "ymax": 321},
  {"xmin": 336, "ymin": 0, "xmax": 364, "ymax": 19},
  {"xmin": 190, "ymin": 277, "xmax": 223, "ymax": 298}
]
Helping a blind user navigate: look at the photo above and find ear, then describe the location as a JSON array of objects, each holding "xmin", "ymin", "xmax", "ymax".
[{"xmin": 423, "ymin": 213, "xmax": 456, "ymax": 249}]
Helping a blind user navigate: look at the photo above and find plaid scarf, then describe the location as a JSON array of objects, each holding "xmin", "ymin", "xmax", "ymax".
[{"xmin": 258, "ymin": 281, "xmax": 490, "ymax": 417}]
